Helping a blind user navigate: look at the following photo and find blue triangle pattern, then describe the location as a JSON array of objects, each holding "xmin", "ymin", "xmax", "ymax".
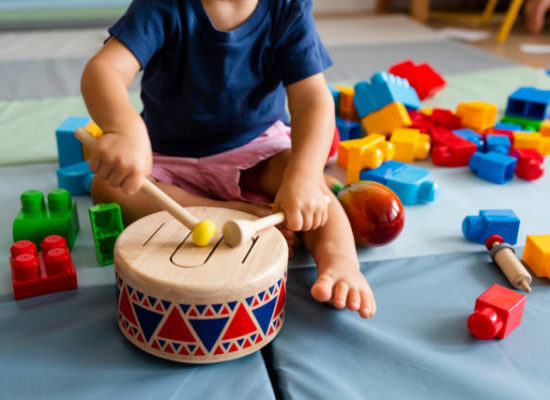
[
  {"xmin": 223, "ymin": 342, "xmax": 231, "ymax": 350},
  {"xmin": 252, "ymin": 297, "xmax": 278, "ymax": 335},
  {"xmin": 212, "ymin": 303, "xmax": 223, "ymax": 313},
  {"xmin": 127, "ymin": 285, "xmax": 134, "ymax": 296},
  {"xmin": 227, "ymin": 301, "xmax": 237, "ymax": 311},
  {"xmin": 245, "ymin": 296, "xmax": 254, "ymax": 306},
  {"xmin": 172, "ymin": 342, "xmax": 181, "ymax": 351},
  {"xmin": 269, "ymin": 285, "xmax": 275, "ymax": 294},
  {"xmin": 158, "ymin": 339, "xmax": 166, "ymax": 348},
  {"xmin": 180, "ymin": 304, "xmax": 190, "ymax": 314},
  {"xmin": 136, "ymin": 291, "xmax": 144, "ymax": 301},
  {"xmin": 195, "ymin": 304, "xmax": 207, "ymax": 315},
  {"xmin": 189, "ymin": 317, "xmax": 229, "ymax": 352},
  {"xmin": 250, "ymin": 334, "xmax": 257, "ymax": 342},
  {"xmin": 148, "ymin": 296, "xmax": 157, "ymax": 306},
  {"xmin": 115, "ymin": 286, "xmax": 120, "ymax": 305},
  {"xmin": 133, "ymin": 304, "xmax": 164, "ymax": 343},
  {"xmin": 162, "ymin": 300, "xmax": 171, "ymax": 310},
  {"xmin": 188, "ymin": 344, "xmax": 196, "ymax": 353},
  {"xmin": 277, "ymin": 279, "xmax": 282, "ymax": 287},
  {"xmin": 237, "ymin": 338, "xmax": 244, "ymax": 347},
  {"xmin": 258, "ymin": 291, "xmax": 265, "ymax": 301},
  {"xmin": 132, "ymin": 327, "xmax": 138, "ymax": 335}
]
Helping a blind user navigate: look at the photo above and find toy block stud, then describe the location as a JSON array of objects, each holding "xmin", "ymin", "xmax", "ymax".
[
  {"xmin": 12, "ymin": 189, "xmax": 80, "ymax": 250},
  {"xmin": 505, "ymin": 87, "xmax": 550, "ymax": 121},
  {"xmin": 9, "ymin": 235, "xmax": 78, "ymax": 300},
  {"xmin": 390, "ymin": 128, "xmax": 430, "ymax": 162},
  {"xmin": 388, "ymin": 60, "xmax": 446, "ymax": 100},
  {"xmin": 55, "ymin": 116, "xmax": 91, "ymax": 168},
  {"xmin": 522, "ymin": 234, "xmax": 550, "ymax": 279},
  {"xmin": 462, "ymin": 209, "xmax": 519, "ymax": 245},
  {"xmin": 469, "ymin": 151, "xmax": 517, "ymax": 184},
  {"xmin": 513, "ymin": 148, "xmax": 544, "ymax": 180},
  {"xmin": 456, "ymin": 101, "xmax": 498, "ymax": 132},
  {"xmin": 430, "ymin": 127, "xmax": 477, "ymax": 167},
  {"xmin": 89, "ymin": 203, "xmax": 124, "ymax": 266},
  {"xmin": 453, "ymin": 129, "xmax": 484, "ymax": 151},
  {"xmin": 336, "ymin": 117, "xmax": 362, "ymax": 141},
  {"xmin": 513, "ymin": 132, "xmax": 550, "ymax": 156},
  {"xmin": 82, "ymin": 120, "xmax": 103, "ymax": 160},
  {"xmin": 540, "ymin": 120, "xmax": 550, "ymax": 137},
  {"xmin": 485, "ymin": 234, "xmax": 532, "ymax": 292},
  {"xmin": 485, "ymin": 134, "xmax": 511, "ymax": 155},
  {"xmin": 361, "ymin": 102, "xmax": 411, "ymax": 136},
  {"xmin": 467, "ymin": 284, "xmax": 526, "ymax": 340}
]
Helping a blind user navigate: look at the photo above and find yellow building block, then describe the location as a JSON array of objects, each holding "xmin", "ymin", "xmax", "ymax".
[
  {"xmin": 522, "ymin": 234, "xmax": 550, "ymax": 279},
  {"xmin": 540, "ymin": 120, "xmax": 550, "ymax": 137},
  {"xmin": 361, "ymin": 102, "xmax": 411, "ymax": 136},
  {"xmin": 337, "ymin": 134, "xmax": 394, "ymax": 184},
  {"xmin": 390, "ymin": 128, "xmax": 431, "ymax": 162},
  {"xmin": 456, "ymin": 101, "xmax": 497, "ymax": 131},
  {"xmin": 334, "ymin": 85, "xmax": 359, "ymax": 122},
  {"xmin": 513, "ymin": 132, "xmax": 550, "ymax": 156},
  {"xmin": 420, "ymin": 108, "xmax": 433, "ymax": 117},
  {"xmin": 82, "ymin": 120, "xmax": 104, "ymax": 160}
]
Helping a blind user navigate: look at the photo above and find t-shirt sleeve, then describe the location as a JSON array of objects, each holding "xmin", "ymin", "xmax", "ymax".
[
  {"xmin": 275, "ymin": 0, "xmax": 333, "ymax": 86},
  {"xmin": 108, "ymin": 0, "xmax": 176, "ymax": 69}
]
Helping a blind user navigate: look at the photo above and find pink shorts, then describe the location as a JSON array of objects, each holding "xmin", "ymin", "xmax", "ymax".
[{"xmin": 150, "ymin": 121, "xmax": 291, "ymax": 203}]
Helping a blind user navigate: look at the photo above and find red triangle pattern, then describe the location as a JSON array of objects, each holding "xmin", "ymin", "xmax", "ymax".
[
  {"xmin": 214, "ymin": 346, "xmax": 225, "ymax": 355},
  {"xmin": 229, "ymin": 343, "xmax": 239, "ymax": 352},
  {"xmin": 188, "ymin": 308, "xmax": 198, "ymax": 317},
  {"xmin": 127, "ymin": 325, "xmax": 134, "ymax": 337},
  {"xmin": 194, "ymin": 347, "xmax": 205, "ymax": 356},
  {"xmin": 152, "ymin": 340, "xmax": 161, "ymax": 350},
  {"xmin": 222, "ymin": 303, "xmax": 257, "ymax": 340},
  {"xmin": 155, "ymin": 303, "xmax": 164, "ymax": 312},
  {"xmin": 243, "ymin": 339, "xmax": 252, "ymax": 349},
  {"xmin": 263, "ymin": 292, "xmax": 270, "ymax": 301},
  {"xmin": 252, "ymin": 298, "xmax": 260, "ymax": 307},
  {"xmin": 255, "ymin": 335, "xmax": 263, "ymax": 344},
  {"xmin": 119, "ymin": 286, "xmax": 138, "ymax": 326},
  {"xmin": 274, "ymin": 281, "xmax": 286, "ymax": 318},
  {"xmin": 131, "ymin": 293, "xmax": 139, "ymax": 302},
  {"xmin": 142, "ymin": 298, "xmax": 151, "ymax": 308},
  {"xmin": 204, "ymin": 307, "xmax": 214, "ymax": 317},
  {"xmin": 137, "ymin": 333, "xmax": 145, "ymax": 343},
  {"xmin": 164, "ymin": 343, "xmax": 175, "ymax": 354},
  {"xmin": 221, "ymin": 306, "xmax": 230, "ymax": 315},
  {"xmin": 268, "ymin": 326, "xmax": 274, "ymax": 336},
  {"xmin": 178, "ymin": 346, "xmax": 190, "ymax": 356},
  {"xmin": 157, "ymin": 307, "xmax": 197, "ymax": 343}
]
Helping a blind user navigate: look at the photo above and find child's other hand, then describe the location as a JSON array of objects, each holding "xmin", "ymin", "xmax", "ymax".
[
  {"xmin": 274, "ymin": 178, "xmax": 329, "ymax": 232},
  {"xmin": 89, "ymin": 124, "xmax": 152, "ymax": 195}
]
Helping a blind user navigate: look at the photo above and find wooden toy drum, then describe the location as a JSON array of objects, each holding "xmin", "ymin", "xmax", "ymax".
[{"xmin": 114, "ymin": 207, "xmax": 288, "ymax": 363}]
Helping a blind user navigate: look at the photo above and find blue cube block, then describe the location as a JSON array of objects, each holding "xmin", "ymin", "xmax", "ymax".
[
  {"xmin": 462, "ymin": 209, "xmax": 520, "ymax": 245},
  {"xmin": 336, "ymin": 117, "xmax": 362, "ymax": 141},
  {"xmin": 453, "ymin": 129, "xmax": 484, "ymax": 151},
  {"xmin": 493, "ymin": 122, "xmax": 522, "ymax": 131},
  {"xmin": 469, "ymin": 151, "xmax": 517, "ymax": 184},
  {"xmin": 57, "ymin": 161, "xmax": 95, "ymax": 196},
  {"xmin": 505, "ymin": 87, "xmax": 550, "ymax": 121},
  {"xmin": 485, "ymin": 134, "xmax": 511, "ymax": 155},
  {"xmin": 56, "ymin": 116, "xmax": 91, "ymax": 168}
]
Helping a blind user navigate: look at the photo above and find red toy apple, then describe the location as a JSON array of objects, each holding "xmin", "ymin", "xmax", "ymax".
[{"xmin": 337, "ymin": 181, "xmax": 405, "ymax": 246}]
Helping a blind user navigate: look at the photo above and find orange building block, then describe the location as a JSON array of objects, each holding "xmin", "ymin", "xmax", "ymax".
[
  {"xmin": 390, "ymin": 128, "xmax": 430, "ymax": 162},
  {"xmin": 522, "ymin": 234, "xmax": 550, "ymax": 279},
  {"xmin": 337, "ymin": 135, "xmax": 394, "ymax": 184},
  {"xmin": 513, "ymin": 132, "xmax": 550, "ymax": 156},
  {"xmin": 540, "ymin": 120, "xmax": 550, "ymax": 137},
  {"xmin": 82, "ymin": 120, "xmax": 103, "ymax": 160},
  {"xmin": 456, "ymin": 101, "xmax": 497, "ymax": 131},
  {"xmin": 334, "ymin": 85, "xmax": 360, "ymax": 122},
  {"xmin": 361, "ymin": 102, "xmax": 411, "ymax": 136}
]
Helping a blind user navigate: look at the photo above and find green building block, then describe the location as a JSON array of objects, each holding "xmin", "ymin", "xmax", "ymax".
[
  {"xmin": 501, "ymin": 115, "xmax": 542, "ymax": 131},
  {"xmin": 12, "ymin": 189, "xmax": 79, "ymax": 250},
  {"xmin": 89, "ymin": 203, "xmax": 123, "ymax": 266}
]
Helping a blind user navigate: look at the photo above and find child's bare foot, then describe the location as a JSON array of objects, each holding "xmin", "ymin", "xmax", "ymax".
[
  {"xmin": 525, "ymin": 0, "xmax": 550, "ymax": 34},
  {"xmin": 310, "ymin": 254, "xmax": 376, "ymax": 319}
]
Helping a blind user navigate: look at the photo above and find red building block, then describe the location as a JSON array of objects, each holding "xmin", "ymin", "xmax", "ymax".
[
  {"xmin": 408, "ymin": 110, "xmax": 434, "ymax": 133},
  {"xmin": 467, "ymin": 284, "xmax": 526, "ymax": 340},
  {"xmin": 513, "ymin": 148, "xmax": 544, "ymax": 180},
  {"xmin": 388, "ymin": 60, "xmax": 446, "ymax": 100},
  {"xmin": 431, "ymin": 108, "xmax": 462, "ymax": 130},
  {"xmin": 10, "ymin": 235, "xmax": 78, "ymax": 300},
  {"xmin": 429, "ymin": 127, "xmax": 477, "ymax": 167}
]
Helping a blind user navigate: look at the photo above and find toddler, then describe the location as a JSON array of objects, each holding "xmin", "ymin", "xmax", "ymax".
[
  {"xmin": 81, "ymin": 0, "xmax": 376, "ymax": 318},
  {"xmin": 525, "ymin": 0, "xmax": 549, "ymax": 34}
]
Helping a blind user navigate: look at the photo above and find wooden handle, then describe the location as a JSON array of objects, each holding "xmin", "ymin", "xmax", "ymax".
[
  {"xmin": 223, "ymin": 211, "xmax": 286, "ymax": 247},
  {"xmin": 74, "ymin": 127, "xmax": 198, "ymax": 230},
  {"xmin": 252, "ymin": 212, "xmax": 285, "ymax": 232}
]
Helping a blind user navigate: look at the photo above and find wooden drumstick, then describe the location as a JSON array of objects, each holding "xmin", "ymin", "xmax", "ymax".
[
  {"xmin": 223, "ymin": 211, "xmax": 286, "ymax": 247},
  {"xmin": 485, "ymin": 234, "xmax": 532, "ymax": 292},
  {"xmin": 74, "ymin": 127, "xmax": 216, "ymax": 246}
]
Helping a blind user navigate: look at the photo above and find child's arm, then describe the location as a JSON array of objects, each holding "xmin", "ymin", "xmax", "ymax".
[
  {"xmin": 276, "ymin": 72, "xmax": 335, "ymax": 232},
  {"xmin": 81, "ymin": 37, "xmax": 151, "ymax": 195}
]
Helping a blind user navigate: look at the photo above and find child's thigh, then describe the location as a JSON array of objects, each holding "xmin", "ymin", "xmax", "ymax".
[{"xmin": 239, "ymin": 148, "xmax": 291, "ymax": 196}]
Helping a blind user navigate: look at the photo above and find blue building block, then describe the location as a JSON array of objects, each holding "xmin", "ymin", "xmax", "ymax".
[
  {"xmin": 453, "ymin": 129, "xmax": 484, "ymax": 151},
  {"xmin": 361, "ymin": 160, "xmax": 438, "ymax": 205},
  {"xmin": 505, "ymin": 87, "xmax": 550, "ymax": 121},
  {"xmin": 353, "ymin": 71, "xmax": 421, "ymax": 118},
  {"xmin": 336, "ymin": 117, "xmax": 362, "ymax": 141},
  {"xmin": 57, "ymin": 161, "xmax": 95, "ymax": 196},
  {"xmin": 56, "ymin": 116, "xmax": 91, "ymax": 168},
  {"xmin": 462, "ymin": 209, "xmax": 520, "ymax": 245},
  {"xmin": 485, "ymin": 134, "xmax": 511, "ymax": 155},
  {"xmin": 493, "ymin": 122, "xmax": 522, "ymax": 131},
  {"xmin": 469, "ymin": 151, "xmax": 517, "ymax": 184},
  {"xmin": 329, "ymin": 85, "xmax": 340, "ymax": 114}
]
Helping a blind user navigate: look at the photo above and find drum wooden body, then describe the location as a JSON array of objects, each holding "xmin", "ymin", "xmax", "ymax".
[{"xmin": 114, "ymin": 208, "xmax": 288, "ymax": 363}]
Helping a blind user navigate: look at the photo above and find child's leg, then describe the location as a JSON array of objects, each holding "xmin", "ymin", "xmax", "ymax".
[
  {"xmin": 525, "ymin": 0, "xmax": 550, "ymax": 34},
  {"xmin": 240, "ymin": 150, "xmax": 376, "ymax": 318}
]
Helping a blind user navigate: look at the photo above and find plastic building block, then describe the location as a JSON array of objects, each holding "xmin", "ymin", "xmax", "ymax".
[
  {"xmin": 337, "ymin": 135, "xmax": 395, "ymax": 184},
  {"xmin": 361, "ymin": 160, "xmax": 439, "ymax": 205},
  {"xmin": 501, "ymin": 114, "xmax": 541, "ymax": 131},
  {"xmin": 327, "ymin": 124, "xmax": 340, "ymax": 163},
  {"xmin": 512, "ymin": 132, "xmax": 550, "ymax": 155},
  {"xmin": 522, "ymin": 234, "xmax": 550, "ymax": 278},
  {"xmin": 540, "ymin": 119, "xmax": 550, "ymax": 137},
  {"xmin": 430, "ymin": 127, "xmax": 477, "ymax": 167},
  {"xmin": 432, "ymin": 108, "xmax": 462, "ymax": 130},
  {"xmin": 89, "ymin": 203, "xmax": 124, "ymax": 266},
  {"xmin": 485, "ymin": 134, "xmax": 511, "ymax": 155},
  {"xmin": 505, "ymin": 87, "xmax": 550, "ymax": 121},
  {"xmin": 388, "ymin": 60, "xmax": 446, "ymax": 100},
  {"xmin": 484, "ymin": 128, "xmax": 515, "ymax": 147},
  {"xmin": 353, "ymin": 71, "xmax": 420, "ymax": 118},
  {"xmin": 361, "ymin": 102, "xmax": 412, "ymax": 136},
  {"xmin": 512, "ymin": 148, "xmax": 544, "ymax": 180},
  {"xmin": 9, "ymin": 235, "xmax": 78, "ymax": 300},
  {"xmin": 82, "ymin": 120, "xmax": 103, "ymax": 160},
  {"xmin": 456, "ymin": 101, "xmax": 498, "ymax": 131},
  {"xmin": 469, "ymin": 151, "xmax": 517, "ymax": 184},
  {"xmin": 467, "ymin": 284, "xmax": 526, "ymax": 340},
  {"xmin": 56, "ymin": 161, "xmax": 95, "ymax": 196},
  {"xmin": 390, "ymin": 128, "xmax": 430, "ymax": 162},
  {"xmin": 334, "ymin": 85, "xmax": 360, "ymax": 122},
  {"xmin": 462, "ymin": 209, "xmax": 519, "ymax": 244},
  {"xmin": 336, "ymin": 117, "xmax": 362, "ymax": 141},
  {"xmin": 12, "ymin": 189, "xmax": 79, "ymax": 250},
  {"xmin": 408, "ymin": 109, "xmax": 434, "ymax": 133},
  {"xmin": 453, "ymin": 129, "xmax": 484, "ymax": 151},
  {"xmin": 56, "ymin": 116, "xmax": 91, "ymax": 168},
  {"xmin": 494, "ymin": 122, "xmax": 522, "ymax": 131}
]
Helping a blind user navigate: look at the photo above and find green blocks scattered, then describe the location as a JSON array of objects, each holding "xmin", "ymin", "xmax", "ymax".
[
  {"xmin": 13, "ymin": 189, "xmax": 80, "ymax": 250},
  {"xmin": 89, "ymin": 203, "xmax": 123, "ymax": 266},
  {"xmin": 501, "ymin": 115, "xmax": 542, "ymax": 131}
]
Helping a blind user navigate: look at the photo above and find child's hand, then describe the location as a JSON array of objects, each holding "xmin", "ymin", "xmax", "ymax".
[
  {"xmin": 89, "ymin": 124, "xmax": 152, "ymax": 195},
  {"xmin": 274, "ymin": 177, "xmax": 330, "ymax": 232}
]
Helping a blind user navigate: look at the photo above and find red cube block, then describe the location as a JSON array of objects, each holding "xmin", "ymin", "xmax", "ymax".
[
  {"xmin": 467, "ymin": 284, "xmax": 526, "ymax": 340},
  {"xmin": 9, "ymin": 235, "xmax": 78, "ymax": 300},
  {"xmin": 513, "ymin": 148, "xmax": 544, "ymax": 180},
  {"xmin": 389, "ymin": 60, "xmax": 446, "ymax": 100},
  {"xmin": 429, "ymin": 127, "xmax": 477, "ymax": 167},
  {"xmin": 432, "ymin": 108, "xmax": 462, "ymax": 130}
]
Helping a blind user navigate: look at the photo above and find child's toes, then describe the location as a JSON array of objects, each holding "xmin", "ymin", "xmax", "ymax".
[
  {"xmin": 359, "ymin": 289, "xmax": 376, "ymax": 319},
  {"xmin": 310, "ymin": 273, "xmax": 334, "ymax": 303},
  {"xmin": 332, "ymin": 281, "xmax": 349, "ymax": 309},
  {"xmin": 347, "ymin": 287, "xmax": 361, "ymax": 311}
]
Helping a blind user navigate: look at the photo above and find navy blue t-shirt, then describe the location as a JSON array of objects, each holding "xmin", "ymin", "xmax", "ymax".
[{"xmin": 108, "ymin": 0, "xmax": 332, "ymax": 157}]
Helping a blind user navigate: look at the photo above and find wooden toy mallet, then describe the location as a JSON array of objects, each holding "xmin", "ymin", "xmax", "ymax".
[
  {"xmin": 223, "ymin": 211, "xmax": 286, "ymax": 247},
  {"xmin": 74, "ymin": 127, "xmax": 217, "ymax": 247},
  {"xmin": 485, "ymin": 234, "xmax": 532, "ymax": 292}
]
